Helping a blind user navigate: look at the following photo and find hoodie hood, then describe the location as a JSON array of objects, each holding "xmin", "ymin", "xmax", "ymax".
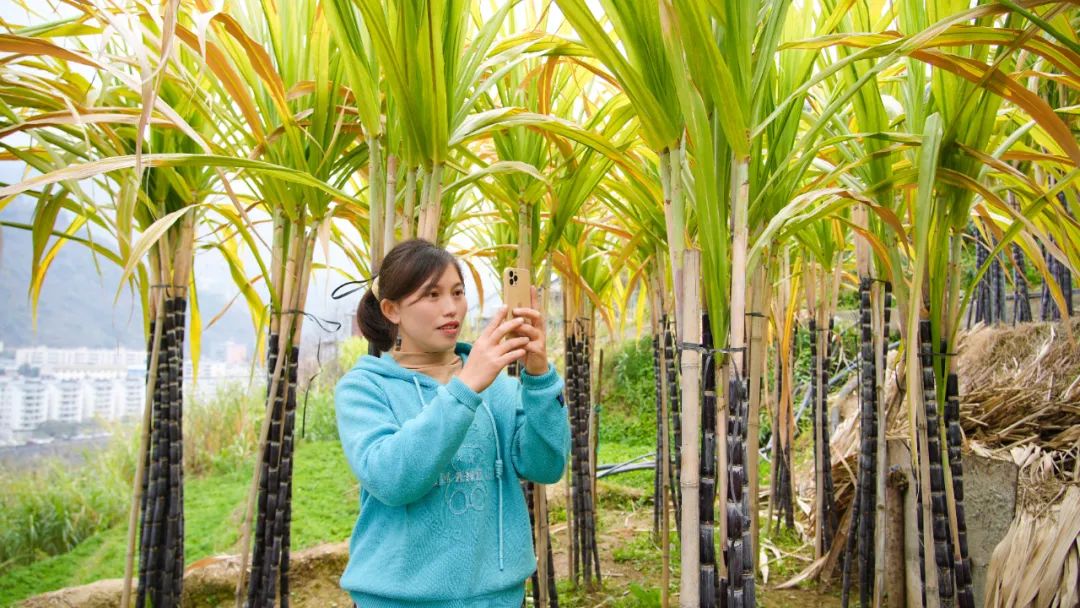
[{"xmin": 354, "ymin": 341, "xmax": 472, "ymax": 388}]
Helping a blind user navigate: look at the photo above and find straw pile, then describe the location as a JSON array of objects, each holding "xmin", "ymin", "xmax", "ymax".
[
  {"xmin": 791, "ymin": 319, "xmax": 1079, "ymax": 587},
  {"xmin": 956, "ymin": 319, "xmax": 1080, "ymax": 475},
  {"xmin": 983, "ymin": 447, "xmax": 1079, "ymax": 608}
]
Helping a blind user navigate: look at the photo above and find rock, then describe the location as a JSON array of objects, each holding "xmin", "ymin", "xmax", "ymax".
[
  {"xmin": 963, "ymin": 453, "xmax": 1018, "ymax": 608},
  {"xmin": 19, "ymin": 542, "xmax": 351, "ymax": 608}
]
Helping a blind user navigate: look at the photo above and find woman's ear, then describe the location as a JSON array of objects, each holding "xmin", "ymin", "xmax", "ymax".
[{"xmin": 380, "ymin": 298, "xmax": 400, "ymax": 324}]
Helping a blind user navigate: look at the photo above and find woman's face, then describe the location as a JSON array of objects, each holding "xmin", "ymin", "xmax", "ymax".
[{"xmin": 381, "ymin": 264, "xmax": 467, "ymax": 353}]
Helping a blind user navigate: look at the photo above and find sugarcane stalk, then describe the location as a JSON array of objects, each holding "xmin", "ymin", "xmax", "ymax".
[
  {"xmin": 418, "ymin": 163, "xmax": 444, "ymax": 243},
  {"xmin": 872, "ymin": 281, "xmax": 892, "ymax": 606},
  {"xmin": 563, "ymin": 292, "xmax": 578, "ymax": 587},
  {"xmin": 404, "ymin": 166, "xmax": 419, "ymax": 242},
  {"xmin": 725, "ymin": 368, "xmax": 755, "ymax": 608},
  {"xmin": 659, "ymin": 319, "xmax": 673, "ymax": 608},
  {"xmin": 666, "ymin": 314, "xmax": 682, "ymax": 533},
  {"xmin": 661, "ymin": 144, "xmax": 687, "ymax": 342},
  {"xmin": 250, "ymin": 226, "xmax": 302, "ymax": 606},
  {"xmin": 771, "ymin": 252, "xmax": 796, "ymax": 532},
  {"xmin": 121, "ymin": 282, "xmax": 166, "ymax": 608},
  {"xmin": 273, "ymin": 232, "xmax": 314, "ymax": 606},
  {"xmin": 919, "ymin": 321, "xmax": 954, "ymax": 606},
  {"xmin": 368, "ymin": 136, "xmax": 384, "ymax": 266},
  {"xmin": 746, "ymin": 265, "xmax": 767, "ymax": 573},
  {"xmin": 823, "ymin": 316, "xmax": 838, "ymax": 548},
  {"xmin": 383, "ymin": 153, "xmax": 398, "ymax": 258},
  {"xmin": 236, "ymin": 215, "xmax": 292, "ymax": 607},
  {"xmin": 904, "ymin": 308, "xmax": 938, "ymax": 608},
  {"xmin": 699, "ymin": 311, "xmax": 718, "ymax": 608},
  {"xmin": 584, "ymin": 319, "xmax": 601, "ymax": 583},
  {"xmin": 654, "ymin": 326, "xmax": 664, "ymax": 539},
  {"xmin": 944, "ymin": 369, "xmax": 974, "ymax": 608}
]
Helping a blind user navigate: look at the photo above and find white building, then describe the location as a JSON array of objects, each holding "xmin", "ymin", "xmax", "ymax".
[
  {"xmin": 0, "ymin": 345, "xmax": 256, "ymax": 444},
  {"xmin": 14, "ymin": 346, "xmax": 146, "ymax": 371}
]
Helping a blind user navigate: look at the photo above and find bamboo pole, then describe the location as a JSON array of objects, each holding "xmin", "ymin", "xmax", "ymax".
[
  {"xmin": 678, "ymin": 249, "xmax": 701, "ymax": 608},
  {"xmin": 747, "ymin": 264, "xmax": 767, "ymax": 574}
]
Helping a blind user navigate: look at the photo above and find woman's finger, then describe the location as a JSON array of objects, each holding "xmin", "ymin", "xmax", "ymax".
[
  {"xmin": 481, "ymin": 307, "xmax": 507, "ymax": 339},
  {"xmin": 492, "ymin": 335, "xmax": 530, "ymax": 356},
  {"xmin": 498, "ymin": 349, "xmax": 527, "ymax": 367},
  {"xmin": 513, "ymin": 323, "xmax": 542, "ymax": 338},
  {"xmin": 490, "ymin": 316, "xmax": 526, "ymax": 342},
  {"xmin": 511, "ymin": 307, "xmax": 542, "ymax": 323}
]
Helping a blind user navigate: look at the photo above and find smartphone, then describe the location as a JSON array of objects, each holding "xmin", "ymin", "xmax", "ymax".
[{"xmin": 502, "ymin": 266, "xmax": 532, "ymax": 340}]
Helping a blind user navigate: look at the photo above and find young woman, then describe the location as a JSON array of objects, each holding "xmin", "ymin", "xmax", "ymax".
[{"xmin": 335, "ymin": 239, "xmax": 569, "ymax": 607}]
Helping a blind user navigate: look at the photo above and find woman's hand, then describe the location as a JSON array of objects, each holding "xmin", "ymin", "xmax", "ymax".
[
  {"xmin": 457, "ymin": 307, "xmax": 530, "ymax": 394},
  {"xmin": 511, "ymin": 287, "xmax": 549, "ymax": 376}
]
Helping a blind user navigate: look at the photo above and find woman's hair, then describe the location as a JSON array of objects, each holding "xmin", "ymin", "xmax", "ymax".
[{"xmin": 357, "ymin": 239, "xmax": 465, "ymax": 352}]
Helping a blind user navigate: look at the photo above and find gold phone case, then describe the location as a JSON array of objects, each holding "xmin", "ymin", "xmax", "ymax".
[{"xmin": 502, "ymin": 267, "xmax": 532, "ymax": 337}]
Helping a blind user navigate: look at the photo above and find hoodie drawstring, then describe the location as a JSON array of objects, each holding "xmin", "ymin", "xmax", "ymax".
[{"xmin": 413, "ymin": 378, "xmax": 505, "ymax": 571}]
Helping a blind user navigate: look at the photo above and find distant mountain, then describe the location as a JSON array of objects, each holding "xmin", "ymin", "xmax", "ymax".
[{"xmin": 0, "ymin": 197, "xmax": 255, "ymax": 356}]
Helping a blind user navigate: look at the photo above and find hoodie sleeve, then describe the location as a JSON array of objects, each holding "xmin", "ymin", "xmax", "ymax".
[
  {"xmin": 510, "ymin": 362, "xmax": 570, "ymax": 484},
  {"xmin": 335, "ymin": 370, "xmax": 482, "ymax": 507}
]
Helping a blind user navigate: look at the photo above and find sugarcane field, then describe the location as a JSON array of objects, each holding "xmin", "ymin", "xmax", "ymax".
[{"xmin": 1, "ymin": 0, "xmax": 1079, "ymax": 607}]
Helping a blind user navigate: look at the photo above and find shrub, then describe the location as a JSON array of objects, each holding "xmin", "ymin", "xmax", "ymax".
[{"xmin": 597, "ymin": 335, "xmax": 657, "ymax": 446}]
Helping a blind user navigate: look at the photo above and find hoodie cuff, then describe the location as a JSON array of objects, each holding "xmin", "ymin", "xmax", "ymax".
[
  {"xmin": 444, "ymin": 376, "xmax": 482, "ymax": 412},
  {"xmin": 521, "ymin": 362, "xmax": 558, "ymax": 389}
]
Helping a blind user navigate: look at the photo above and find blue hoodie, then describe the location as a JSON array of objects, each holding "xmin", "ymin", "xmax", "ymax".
[{"xmin": 334, "ymin": 341, "xmax": 570, "ymax": 608}]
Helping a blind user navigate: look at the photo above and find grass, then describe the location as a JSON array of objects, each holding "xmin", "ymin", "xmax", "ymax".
[
  {"xmin": 0, "ymin": 334, "xmax": 835, "ymax": 606},
  {"xmin": 0, "ymin": 440, "xmax": 357, "ymax": 606}
]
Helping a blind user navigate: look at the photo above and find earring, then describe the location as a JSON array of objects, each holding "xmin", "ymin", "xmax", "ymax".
[{"xmin": 394, "ymin": 332, "xmax": 402, "ymax": 351}]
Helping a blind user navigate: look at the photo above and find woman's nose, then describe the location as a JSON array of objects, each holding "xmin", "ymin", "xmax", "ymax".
[{"xmin": 441, "ymin": 297, "xmax": 458, "ymax": 316}]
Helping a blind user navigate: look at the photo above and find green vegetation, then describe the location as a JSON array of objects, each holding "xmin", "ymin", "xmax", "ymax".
[
  {"xmin": 0, "ymin": 334, "xmax": 827, "ymax": 605},
  {"xmin": 0, "ymin": 440, "xmax": 356, "ymax": 606}
]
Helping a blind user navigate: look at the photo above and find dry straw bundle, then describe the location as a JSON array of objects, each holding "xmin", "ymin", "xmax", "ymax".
[
  {"xmin": 791, "ymin": 319, "xmax": 1079, "ymax": 590},
  {"xmin": 957, "ymin": 320, "xmax": 1080, "ymax": 475},
  {"xmin": 983, "ymin": 448, "xmax": 1079, "ymax": 608}
]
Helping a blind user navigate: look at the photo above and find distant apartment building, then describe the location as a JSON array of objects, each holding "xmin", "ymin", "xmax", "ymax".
[{"xmin": 0, "ymin": 346, "xmax": 255, "ymax": 445}]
